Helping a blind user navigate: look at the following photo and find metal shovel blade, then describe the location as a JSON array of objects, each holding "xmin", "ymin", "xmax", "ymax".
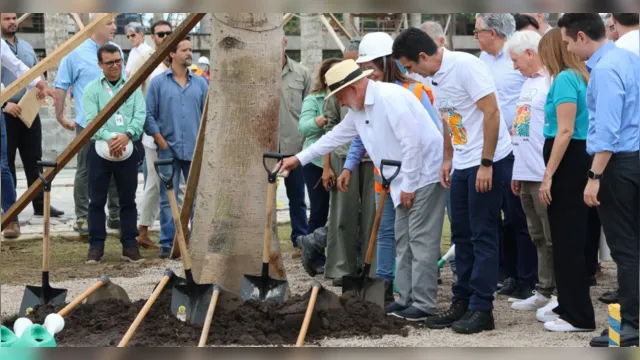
[
  {"xmin": 19, "ymin": 284, "xmax": 67, "ymax": 316},
  {"xmin": 170, "ymin": 277, "xmax": 215, "ymax": 326},
  {"xmin": 86, "ymin": 282, "xmax": 131, "ymax": 305},
  {"xmin": 240, "ymin": 274, "xmax": 288, "ymax": 303},
  {"xmin": 342, "ymin": 274, "xmax": 386, "ymax": 308}
]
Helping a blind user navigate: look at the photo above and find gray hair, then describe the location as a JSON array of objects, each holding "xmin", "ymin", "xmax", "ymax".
[
  {"xmin": 125, "ymin": 22, "xmax": 145, "ymax": 35},
  {"xmin": 476, "ymin": 13, "xmax": 516, "ymax": 39},
  {"xmin": 345, "ymin": 38, "xmax": 361, "ymax": 52},
  {"xmin": 505, "ymin": 30, "xmax": 541, "ymax": 55},
  {"xmin": 420, "ymin": 21, "xmax": 447, "ymax": 45}
]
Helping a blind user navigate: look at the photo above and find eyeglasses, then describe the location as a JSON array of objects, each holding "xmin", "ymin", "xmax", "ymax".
[
  {"xmin": 473, "ymin": 28, "xmax": 491, "ymax": 35},
  {"xmin": 608, "ymin": 25, "xmax": 616, "ymax": 31},
  {"xmin": 154, "ymin": 31, "xmax": 172, "ymax": 38},
  {"xmin": 102, "ymin": 59, "xmax": 123, "ymax": 67}
]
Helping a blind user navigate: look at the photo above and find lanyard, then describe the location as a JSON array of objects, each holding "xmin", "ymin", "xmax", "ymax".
[{"xmin": 103, "ymin": 81, "xmax": 121, "ymax": 116}]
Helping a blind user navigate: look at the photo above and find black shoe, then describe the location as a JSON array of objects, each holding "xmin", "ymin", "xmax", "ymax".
[
  {"xmin": 590, "ymin": 326, "xmax": 639, "ymax": 347},
  {"xmin": 34, "ymin": 205, "xmax": 65, "ymax": 218},
  {"xmin": 86, "ymin": 248, "xmax": 104, "ymax": 264},
  {"xmin": 159, "ymin": 247, "xmax": 171, "ymax": 259},
  {"xmin": 385, "ymin": 301, "xmax": 410, "ymax": 315},
  {"xmin": 392, "ymin": 306, "xmax": 433, "ymax": 322},
  {"xmin": 497, "ymin": 277, "xmax": 517, "ymax": 296},
  {"xmin": 452, "ymin": 310, "xmax": 495, "ymax": 334},
  {"xmin": 107, "ymin": 217, "xmax": 121, "ymax": 230},
  {"xmin": 598, "ymin": 289, "xmax": 619, "ymax": 304},
  {"xmin": 332, "ymin": 278, "xmax": 342, "ymax": 287},
  {"xmin": 384, "ymin": 281, "xmax": 395, "ymax": 303},
  {"xmin": 425, "ymin": 299, "xmax": 469, "ymax": 329},
  {"xmin": 507, "ymin": 283, "xmax": 535, "ymax": 302},
  {"xmin": 589, "ymin": 275, "xmax": 597, "ymax": 287}
]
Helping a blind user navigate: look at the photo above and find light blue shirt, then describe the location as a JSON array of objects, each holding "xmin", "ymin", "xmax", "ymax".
[
  {"xmin": 144, "ymin": 67, "xmax": 208, "ymax": 161},
  {"xmin": 54, "ymin": 38, "xmax": 125, "ymax": 128},
  {"xmin": 343, "ymin": 80, "xmax": 441, "ymax": 172},
  {"xmin": 1, "ymin": 37, "xmax": 38, "ymax": 103},
  {"xmin": 479, "ymin": 49, "xmax": 526, "ymax": 129},
  {"xmin": 585, "ymin": 41, "xmax": 640, "ymax": 155}
]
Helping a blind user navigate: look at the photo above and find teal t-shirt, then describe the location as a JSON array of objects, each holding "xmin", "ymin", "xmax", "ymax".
[{"xmin": 543, "ymin": 69, "xmax": 590, "ymax": 140}]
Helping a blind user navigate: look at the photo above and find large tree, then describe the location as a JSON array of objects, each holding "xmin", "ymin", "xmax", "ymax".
[
  {"xmin": 189, "ymin": 13, "xmax": 287, "ymax": 299},
  {"xmin": 44, "ymin": 13, "xmax": 70, "ymax": 88}
]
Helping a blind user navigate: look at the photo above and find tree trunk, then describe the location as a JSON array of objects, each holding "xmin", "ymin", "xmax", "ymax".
[
  {"xmin": 190, "ymin": 13, "xmax": 287, "ymax": 302},
  {"xmin": 300, "ymin": 13, "xmax": 323, "ymax": 73},
  {"xmin": 44, "ymin": 13, "xmax": 70, "ymax": 87},
  {"xmin": 409, "ymin": 13, "xmax": 422, "ymax": 28}
]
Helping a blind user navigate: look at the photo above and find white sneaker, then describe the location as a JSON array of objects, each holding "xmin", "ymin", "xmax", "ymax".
[
  {"xmin": 536, "ymin": 296, "xmax": 559, "ymax": 322},
  {"xmin": 512, "ymin": 292, "xmax": 550, "ymax": 311},
  {"xmin": 544, "ymin": 319, "xmax": 593, "ymax": 332}
]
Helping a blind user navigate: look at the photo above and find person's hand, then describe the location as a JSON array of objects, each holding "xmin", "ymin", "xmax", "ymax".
[
  {"xmin": 336, "ymin": 169, "xmax": 351, "ymax": 192},
  {"xmin": 539, "ymin": 175, "xmax": 552, "ymax": 206},
  {"xmin": 322, "ymin": 166, "xmax": 336, "ymax": 191},
  {"xmin": 511, "ymin": 180, "xmax": 521, "ymax": 197},
  {"xmin": 440, "ymin": 158, "xmax": 452, "ymax": 189},
  {"xmin": 400, "ymin": 191, "xmax": 416, "ymax": 209},
  {"xmin": 57, "ymin": 117, "xmax": 76, "ymax": 131},
  {"xmin": 35, "ymin": 80, "xmax": 55, "ymax": 99},
  {"xmin": 109, "ymin": 133, "xmax": 130, "ymax": 154},
  {"xmin": 584, "ymin": 179, "xmax": 600, "ymax": 207},
  {"xmin": 4, "ymin": 103, "xmax": 21, "ymax": 117},
  {"xmin": 107, "ymin": 138, "xmax": 123, "ymax": 158},
  {"xmin": 156, "ymin": 137, "xmax": 169, "ymax": 150},
  {"xmin": 279, "ymin": 156, "xmax": 301, "ymax": 175},
  {"xmin": 314, "ymin": 115, "xmax": 327, "ymax": 128},
  {"xmin": 476, "ymin": 165, "xmax": 493, "ymax": 193}
]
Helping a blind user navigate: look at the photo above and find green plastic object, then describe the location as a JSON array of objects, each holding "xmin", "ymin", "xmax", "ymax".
[
  {"xmin": 11, "ymin": 325, "xmax": 56, "ymax": 348},
  {"xmin": 1, "ymin": 325, "xmax": 18, "ymax": 347}
]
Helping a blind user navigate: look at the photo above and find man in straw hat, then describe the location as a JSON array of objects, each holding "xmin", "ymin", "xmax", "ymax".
[{"xmin": 279, "ymin": 59, "xmax": 447, "ymax": 322}]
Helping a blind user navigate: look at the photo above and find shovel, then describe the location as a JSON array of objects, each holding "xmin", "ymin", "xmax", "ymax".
[
  {"xmin": 155, "ymin": 159, "xmax": 214, "ymax": 326},
  {"xmin": 239, "ymin": 152, "xmax": 288, "ymax": 303},
  {"xmin": 19, "ymin": 161, "xmax": 67, "ymax": 316},
  {"xmin": 342, "ymin": 159, "xmax": 402, "ymax": 308}
]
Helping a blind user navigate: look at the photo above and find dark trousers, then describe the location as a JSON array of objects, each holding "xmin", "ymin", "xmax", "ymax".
[
  {"xmin": 544, "ymin": 139, "xmax": 595, "ymax": 329},
  {"xmin": 284, "ymin": 156, "xmax": 308, "ymax": 247},
  {"xmin": 585, "ymin": 207, "xmax": 602, "ymax": 277},
  {"xmin": 598, "ymin": 151, "xmax": 639, "ymax": 329},
  {"xmin": 451, "ymin": 157, "xmax": 507, "ymax": 311},
  {"xmin": 302, "ymin": 163, "xmax": 329, "ymax": 265},
  {"xmin": 499, "ymin": 154, "xmax": 538, "ymax": 287},
  {"xmin": 87, "ymin": 143, "xmax": 139, "ymax": 249},
  {"xmin": 3, "ymin": 112, "xmax": 44, "ymax": 212}
]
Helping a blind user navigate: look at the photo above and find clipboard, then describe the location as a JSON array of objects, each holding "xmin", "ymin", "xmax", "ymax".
[{"xmin": 17, "ymin": 88, "xmax": 43, "ymax": 128}]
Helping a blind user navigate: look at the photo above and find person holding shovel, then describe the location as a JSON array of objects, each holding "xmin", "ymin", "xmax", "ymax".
[
  {"xmin": 82, "ymin": 44, "xmax": 146, "ymax": 264},
  {"xmin": 279, "ymin": 59, "xmax": 447, "ymax": 322}
]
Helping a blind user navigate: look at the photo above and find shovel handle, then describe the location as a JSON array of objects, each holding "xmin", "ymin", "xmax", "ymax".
[
  {"xmin": 58, "ymin": 276, "xmax": 109, "ymax": 317},
  {"xmin": 262, "ymin": 182, "xmax": 276, "ymax": 270},
  {"xmin": 118, "ymin": 273, "xmax": 171, "ymax": 347},
  {"xmin": 379, "ymin": 160, "xmax": 401, "ymax": 190},
  {"xmin": 42, "ymin": 191, "xmax": 51, "ymax": 272},
  {"xmin": 37, "ymin": 161, "xmax": 57, "ymax": 190},
  {"xmin": 154, "ymin": 159, "xmax": 175, "ymax": 190},
  {"xmin": 263, "ymin": 152, "xmax": 284, "ymax": 183},
  {"xmin": 296, "ymin": 281, "xmax": 322, "ymax": 347},
  {"xmin": 198, "ymin": 285, "xmax": 221, "ymax": 347},
  {"xmin": 167, "ymin": 188, "xmax": 192, "ymax": 271}
]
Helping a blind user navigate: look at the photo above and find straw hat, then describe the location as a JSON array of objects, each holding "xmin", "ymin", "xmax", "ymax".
[{"xmin": 325, "ymin": 59, "xmax": 373, "ymax": 98}]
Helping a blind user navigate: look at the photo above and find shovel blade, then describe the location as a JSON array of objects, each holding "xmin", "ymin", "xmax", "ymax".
[
  {"xmin": 170, "ymin": 280, "xmax": 215, "ymax": 326},
  {"xmin": 86, "ymin": 282, "xmax": 131, "ymax": 305},
  {"xmin": 239, "ymin": 275, "xmax": 288, "ymax": 303},
  {"xmin": 342, "ymin": 275, "xmax": 386, "ymax": 308},
  {"xmin": 19, "ymin": 285, "xmax": 68, "ymax": 316}
]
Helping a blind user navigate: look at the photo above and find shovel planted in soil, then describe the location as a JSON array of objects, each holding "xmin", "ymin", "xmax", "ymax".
[
  {"xmin": 295, "ymin": 280, "xmax": 344, "ymax": 347},
  {"xmin": 239, "ymin": 152, "xmax": 288, "ymax": 303},
  {"xmin": 342, "ymin": 159, "xmax": 402, "ymax": 308},
  {"xmin": 155, "ymin": 159, "xmax": 214, "ymax": 326},
  {"xmin": 55, "ymin": 275, "xmax": 130, "ymax": 318},
  {"xmin": 19, "ymin": 161, "xmax": 67, "ymax": 316}
]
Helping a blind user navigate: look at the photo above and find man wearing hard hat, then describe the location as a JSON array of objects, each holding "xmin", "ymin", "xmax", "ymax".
[{"xmin": 190, "ymin": 56, "xmax": 210, "ymax": 82}]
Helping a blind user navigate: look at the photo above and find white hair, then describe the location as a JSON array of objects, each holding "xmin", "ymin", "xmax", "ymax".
[
  {"xmin": 420, "ymin": 21, "xmax": 447, "ymax": 45},
  {"xmin": 476, "ymin": 13, "xmax": 516, "ymax": 39},
  {"xmin": 505, "ymin": 30, "xmax": 542, "ymax": 55}
]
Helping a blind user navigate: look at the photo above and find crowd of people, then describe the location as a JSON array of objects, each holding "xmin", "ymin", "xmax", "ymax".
[{"xmin": 1, "ymin": 12, "xmax": 638, "ymax": 347}]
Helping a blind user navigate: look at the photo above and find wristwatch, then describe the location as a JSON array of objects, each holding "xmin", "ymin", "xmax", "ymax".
[
  {"xmin": 480, "ymin": 158, "xmax": 493, "ymax": 167},
  {"xmin": 587, "ymin": 169, "xmax": 602, "ymax": 180}
]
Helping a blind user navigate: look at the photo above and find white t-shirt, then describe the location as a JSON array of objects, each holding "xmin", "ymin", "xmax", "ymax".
[
  {"xmin": 431, "ymin": 49, "xmax": 513, "ymax": 170},
  {"xmin": 511, "ymin": 72, "xmax": 550, "ymax": 182},
  {"xmin": 615, "ymin": 30, "xmax": 639, "ymax": 56},
  {"xmin": 141, "ymin": 62, "xmax": 169, "ymax": 150}
]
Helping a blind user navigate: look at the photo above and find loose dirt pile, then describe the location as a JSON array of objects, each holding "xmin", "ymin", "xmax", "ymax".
[{"xmin": 3, "ymin": 288, "xmax": 409, "ymax": 347}]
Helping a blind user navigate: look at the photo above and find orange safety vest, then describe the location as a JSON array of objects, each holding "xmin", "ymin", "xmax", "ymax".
[{"xmin": 373, "ymin": 81, "xmax": 435, "ymax": 194}]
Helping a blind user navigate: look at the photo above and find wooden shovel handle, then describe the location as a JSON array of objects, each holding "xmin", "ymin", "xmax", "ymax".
[
  {"xmin": 42, "ymin": 191, "xmax": 51, "ymax": 272},
  {"xmin": 58, "ymin": 277, "xmax": 108, "ymax": 317},
  {"xmin": 263, "ymin": 182, "xmax": 276, "ymax": 264},
  {"xmin": 198, "ymin": 286, "xmax": 221, "ymax": 347},
  {"xmin": 296, "ymin": 284, "xmax": 321, "ymax": 347},
  {"xmin": 168, "ymin": 188, "xmax": 191, "ymax": 271},
  {"xmin": 118, "ymin": 274, "xmax": 171, "ymax": 347},
  {"xmin": 364, "ymin": 190, "xmax": 387, "ymax": 265}
]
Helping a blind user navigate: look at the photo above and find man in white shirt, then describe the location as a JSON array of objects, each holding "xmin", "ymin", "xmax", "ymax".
[
  {"xmin": 279, "ymin": 59, "xmax": 447, "ymax": 322},
  {"xmin": 393, "ymin": 27, "xmax": 512, "ymax": 334},
  {"xmin": 124, "ymin": 22, "xmax": 154, "ymax": 79},
  {"xmin": 611, "ymin": 13, "xmax": 639, "ymax": 55}
]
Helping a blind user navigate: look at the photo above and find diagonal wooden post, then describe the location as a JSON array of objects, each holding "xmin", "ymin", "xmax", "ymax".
[
  {"xmin": 326, "ymin": 13, "xmax": 353, "ymax": 41},
  {"xmin": 17, "ymin": 13, "xmax": 32, "ymax": 25},
  {"xmin": 70, "ymin": 13, "xmax": 85, "ymax": 30},
  {"xmin": 1, "ymin": 13, "xmax": 207, "ymax": 230}
]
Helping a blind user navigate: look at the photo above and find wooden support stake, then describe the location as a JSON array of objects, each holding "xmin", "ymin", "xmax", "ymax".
[
  {"xmin": 0, "ymin": 13, "xmax": 119, "ymax": 105},
  {"xmin": 319, "ymin": 14, "xmax": 345, "ymax": 52},
  {"xmin": 17, "ymin": 13, "xmax": 32, "ymax": 25},
  {"xmin": 71, "ymin": 13, "xmax": 85, "ymax": 30},
  {"xmin": 326, "ymin": 13, "xmax": 353, "ymax": 41},
  {"xmin": 170, "ymin": 93, "xmax": 210, "ymax": 259},
  {"xmin": 1, "ymin": 13, "xmax": 207, "ymax": 230}
]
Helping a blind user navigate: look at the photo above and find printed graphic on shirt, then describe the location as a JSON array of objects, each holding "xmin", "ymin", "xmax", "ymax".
[
  {"xmin": 512, "ymin": 88, "xmax": 537, "ymax": 138},
  {"xmin": 438, "ymin": 98, "xmax": 468, "ymax": 145}
]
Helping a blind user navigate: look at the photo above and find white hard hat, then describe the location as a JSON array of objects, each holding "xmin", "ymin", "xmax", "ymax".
[
  {"xmin": 198, "ymin": 56, "xmax": 210, "ymax": 66},
  {"xmin": 95, "ymin": 137, "xmax": 133, "ymax": 162},
  {"xmin": 356, "ymin": 32, "xmax": 394, "ymax": 64}
]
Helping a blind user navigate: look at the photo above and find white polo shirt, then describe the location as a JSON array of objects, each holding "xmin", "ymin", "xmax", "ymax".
[
  {"xmin": 431, "ymin": 49, "xmax": 513, "ymax": 170},
  {"xmin": 296, "ymin": 80, "xmax": 443, "ymax": 208},
  {"xmin": 616, "ymin": 30, "xmax": 639, "ymax": 56}
]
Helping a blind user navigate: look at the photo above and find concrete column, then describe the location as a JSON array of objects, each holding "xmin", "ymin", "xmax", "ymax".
[
  {"xmin": 409, "ymin": 13, "xmax": 422, "ymax": 28},
  {"xmin": 343, "ymin": 13, "xmax": 360, "ymax": 37},
  {"xmin": 199, "ymin": 13, "xmax": 212, "ymax": 34},
  {"xmin": 300, "ymin": 13, "xmax": 323, "ymax": 72}
]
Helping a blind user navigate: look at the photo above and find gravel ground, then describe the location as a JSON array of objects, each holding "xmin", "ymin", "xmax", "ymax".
[{"xmin": 1, "ymin": 253, "xmax": 615, "ymax": 347}]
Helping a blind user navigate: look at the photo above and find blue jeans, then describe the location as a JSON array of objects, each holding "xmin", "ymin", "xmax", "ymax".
[
  {"xmin": 1, "ymin": 113, "xmax": 18, "ymax": 221},
  {"xmin": 157, "ymin": 149, "xmax": 192, "ymax": 249},
  {"xmin": 445, "ymin": 188, "xmax": 456, "ymax": 273},
  {"xmin": 284, "ymin": 159, "xmax": 308, "ymax": 247},
  {"xmin": 375, "ymin": 191, "xmax": 396, "ymax": 281},
  {"xmin": 451, "ymin": 157, "xmax": 507, "ymax": 311}
]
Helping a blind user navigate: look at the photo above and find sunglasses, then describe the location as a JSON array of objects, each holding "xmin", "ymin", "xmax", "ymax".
[
  {"xmin": 126, "ymin": 34, "xmax": 138, "ymax": 39},
  {"xmin": 102, "ymin": 59, "xmax": 123, "ymax": 67},
  {"xmin": 154, "ymin": 31, "xmax": 172, "ymax": 38}
]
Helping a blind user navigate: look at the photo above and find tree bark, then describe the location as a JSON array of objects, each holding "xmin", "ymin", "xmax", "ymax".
[
  {"xmin": 190, "ymin": 13, "xmax": 287, "ymax": 302},
  {"xmin": 300, "ymin": 13, "xmax": 323, "ymax": 73},
  {"xmin": 44, "ymin": 13, "xmax": 71, "ymax": 87}
]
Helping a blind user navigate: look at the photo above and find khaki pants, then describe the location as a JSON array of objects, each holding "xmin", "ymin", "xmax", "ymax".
[{"xmin": 520, "ymin": 181, "xmax": 554, "ymax": 297}]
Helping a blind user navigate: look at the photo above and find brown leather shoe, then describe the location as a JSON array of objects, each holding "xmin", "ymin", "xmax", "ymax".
[
  {"xmin": 3, "ymin": 222, "xmax": 20, "ymax": 239},
  {"xmin": 136, "ymin": 230, "xmax": 159, "ymax": 249},
  {"xmin": 291, "ymin": 248, "xmax": 302, "ymax": 259},
  {"xmin": 121, "ymin": 247, "xmax": 146, "ymax": 264},
  {"xmin": 86, "ymin": 248, "xmax": 104, "ymax": 264}
]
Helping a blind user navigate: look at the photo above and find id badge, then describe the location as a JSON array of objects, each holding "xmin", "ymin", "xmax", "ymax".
[{"xmin": 115, "ymin": 113, "xmax": 124, "ymax": 126}]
